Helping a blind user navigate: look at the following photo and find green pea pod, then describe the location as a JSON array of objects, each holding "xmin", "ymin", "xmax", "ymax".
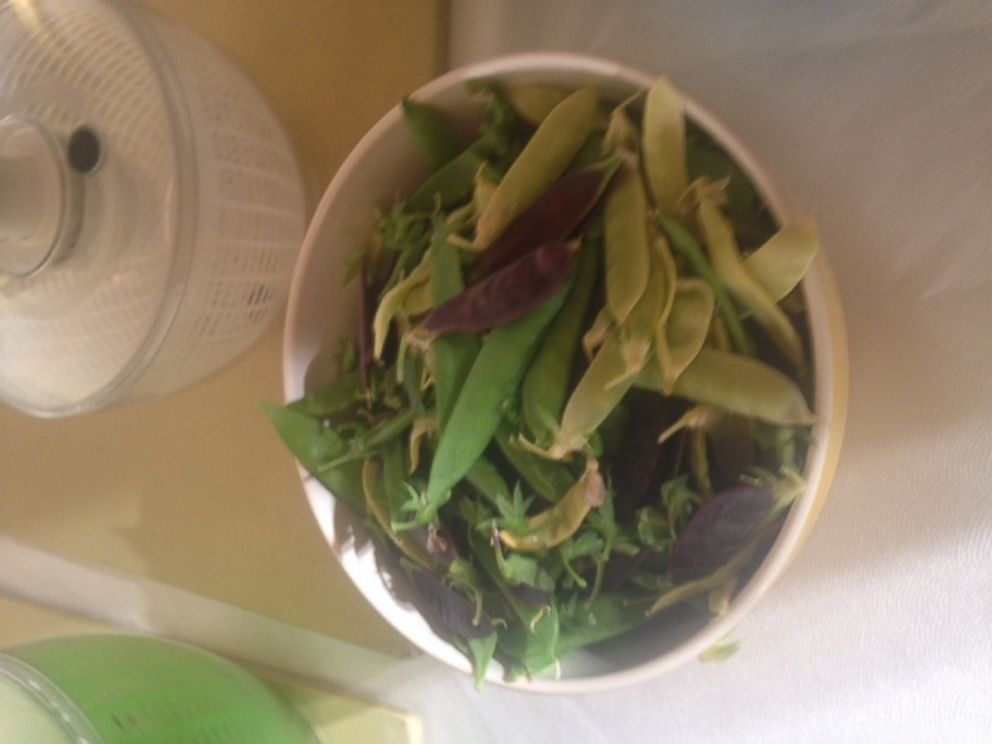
[
  {"xmin": 743, "ymin": 217, "xmax": 819, "ymax": 302},
  {"xmin": 499, "ymin": 461, "xmax": 605, "ymax": 552},
  {"xmin": 556, "ymin": 590, "xmax": 650, "ymax": 654},
  {"xmin": 262, "ymin": 403, "xmax": 364, "ymax": 512},
  {"xmin": 552, "ymin": 330, "xmax": 636, "ymax": 458},
  {"xmin": 696, "ymin": 193, "xmax": 804, "ymax": 368},
  {"xmin": 604, "ymin": 160, "xmax": 651, "ymax": 325},
  {"xmin": 407, "ymin": 144, "xmax": 486, "ymax": 214},
  {"xmin": 567, "ymin": 131, "xmax": 606, "ymax": 172},
  {"xmin": 475, "ymin": 88, "xmax": 599, "ymax": 249},
  {"xmin": 402, "ymin": 97, "xmax": 461, "ymax": 170},
  {"xmin": 658, "ymin": 214, "xmax": 755, "ymax": 356},
  {"xmin": 687, "ymin": 142, "xmax": 759, "ymax": 222},
  {"xmin": 420, "ymin": 280, "xmax": 573, "ymax": 525},
  {"xmin": 373, "ymin": 248, "xmax": 432, "ymax": 358},
  {"xmin": 465, "ymin": 455, "xmax": 512, "ymax": 505},
  {"xmin": 505, "ymin": 83, "xmax": 569, "ymax": 126},
  {"xmin": 430, "ymin": 219, "xmax": 480, "ymax": 430},
  {"xmin": 637, "ymin": 348, "xmax": 814, "ymax": 426},
  {"xmin": 655, "ymin": 278, "xmax": 716, "ymax": 393},
  {"xmin": 642, "ymin": 76, "xmax": 688, "ymax": 213},
  {"xmin": 288, "ymin": 368, "xmax": 362, "ymax": 418},
  {"xmin": 496, "ymin": 422, "xmax": 575, "ymax": 503},
  {"xmin": 521, "ymin": 233, "xmax": 600, "ymax": 446}
]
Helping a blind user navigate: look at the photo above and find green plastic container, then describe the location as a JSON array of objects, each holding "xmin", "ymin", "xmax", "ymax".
[{"xmin": 0, "ymin": 635, "xmax": 318, "ymax": 743}]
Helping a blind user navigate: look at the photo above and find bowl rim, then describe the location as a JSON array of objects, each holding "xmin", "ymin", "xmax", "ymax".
[{"xmin": 283, "ymin": 51, "xmax": 848, "ymax": 694}]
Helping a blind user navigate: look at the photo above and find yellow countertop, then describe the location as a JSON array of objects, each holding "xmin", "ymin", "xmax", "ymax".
[{"xmin": 0, "ymin": 0, "xmax": 446, "ymax": 657}]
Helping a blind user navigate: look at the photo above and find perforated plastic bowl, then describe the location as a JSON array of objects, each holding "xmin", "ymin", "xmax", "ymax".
[{"xmin": 0, "ymin": 0, "xmax": 306, "ymax": 416}]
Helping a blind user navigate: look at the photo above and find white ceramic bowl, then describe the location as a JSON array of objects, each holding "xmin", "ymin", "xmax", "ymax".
[{"xmin": 283, "ymin": 53, "xmax": 848, "ymax": 693}]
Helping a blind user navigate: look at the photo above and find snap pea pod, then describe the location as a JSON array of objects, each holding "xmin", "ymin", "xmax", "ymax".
[
  {"xmin": 499, "ymin": 461, "xmax": 604, "ymax": 552},
  {"xmin": 288, "ymin": 368, "xmax": 362, "ymax": 418},
  {"xmin": 696, "ymin": 193, "xmax": 805, "ymax": 368},
  {"xmin": 658, "ymin": 214, "xmax": 755, "ymax": 356},
  {"xmin": 407, "ymin": 143, "xmax": 486, "ymax": 214},
  {"xmin": 373, "ymin": 248, "xmax": 432, "ymax": 358},
  {"xmin": 552, "ymin": 329, "xmax": 636, "ymax": 458},
  {"xmin": 262, "ymin": 404, "xmax": 364, "ymax": 512},
  {"xmin": 616, "ymin": 232, "xmax": 670, "ymax": 381},
  {"xmin": 475, "ymin": 88, "xmax": 599, "ymax": 250},
  {"xmin": 521, "ymin": 232, "xmax": 600, "ymax": 446},
  {"xmin": 505, "ymin": 83, "xmax": 569, "ymax": 126},
  {"xmin": 743, "ymin": 217, "xmax": 819, "ymax": 302},
  {"xmin": 465, "ymin": 455, "xmax": 512, "ymax": 505},
  {"xmin": 655, "ymin": 278, "xmax": 716, "ymax": 393},
  {"xmin": 604, "ymin": 160, "xmax": 650, "ymax": 325},
  {"xmin": 642, "ymin": 76, "xmax": 688, "ymax": 213},
  {"xmin": 637, "ymin": 347, "xmax": 814, "ymax": 426},
  {"xmin": 402, "ymin": 97, "xmax": 461, "ymax": 170},
  {"xmin": 496, "ymin": 422, "xmax": 575, "ymax": 503},
  {"xmin": 420, "ymin": 281, "xmax": 573, "ymax": 525},
  {"xmin": 430, "ymin": 218, "xmax": 479, "ymax": 430},
  {"xmin": 424, "ymin": 241, "xmax": 576, "ymax": 335},
  {"xmin": 472, "ymin": 158, "xmax": 619, "ymax": 279}
]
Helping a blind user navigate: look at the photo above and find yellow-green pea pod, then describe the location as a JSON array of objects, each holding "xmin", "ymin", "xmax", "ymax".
[
  {"xmin": 499, "ymin": 461, "xmax": 605, "ymax": 552},
  {"xmin": 521, "ymin": 233, "xmax": 600, "ymax": 446},
  {"xmin": 582, "ymin": 307, "xmax": 612, "ymax": 359},
  {"xmin": 743, "ymin": 217, "xmax": 819, "ymax": 302},
  {"xmin": 696, "ymin": 193, "xmax": 805, "ymax": 368},
  {"xmin": 638, "ymin": 348, "xmax": 814, "ymax": 426},
  {"xmin": 552, "ymin": 329, "xmax": 636, "ymax": 458},
  {"xmin": 604, "ymin": 159, "xmax": 651, "ymax": 325},
  {"xmin": 472, "ymin": 163, "xmax": 499, "ymax": 222},
  {"xmin": 361, "ymin": 458, "xmax": 432, "ymax": 570},
  {"xmin": 505, "ymin": 83, "xmax": 570, "ymax": 126},
  {"xmin": 616, "ymin": 229, "xmax": 677, "ymax": 381},
  {"xmin": 373, "ymin": 248, "xmax": 432, "ymax": 358},
  {"xmin": 401, "ymin": 277, "xmax": 434, "ymax": 317},
  {"xmin": 654, "ymin": 278, "xmax": 716, "ymax": 393},
  {"xmin": 602, "ymin": 103, "xmax": 639, "ymax": 154},
  {"xmin": 642, "ymin": 76, "xmax": 688, "ymax": 213},
  {"xmin": 474, "ymin": 88, "xmax": 599, "ymax": 250}
]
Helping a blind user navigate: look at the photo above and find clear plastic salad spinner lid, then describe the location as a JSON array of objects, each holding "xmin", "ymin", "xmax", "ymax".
[{"xmin": 0, "ymin": 0, "xmax": 197, "ymax": 416}]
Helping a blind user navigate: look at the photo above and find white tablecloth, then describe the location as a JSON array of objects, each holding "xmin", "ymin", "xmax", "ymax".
[{"xmin": 350, "ymin": 3, "xmax": 992, "ymax": 742}]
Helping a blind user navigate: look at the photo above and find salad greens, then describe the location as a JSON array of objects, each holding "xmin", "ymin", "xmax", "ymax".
[{"xmin": 268, "ymin": 75, "xmax": 819, "ymax": 686}]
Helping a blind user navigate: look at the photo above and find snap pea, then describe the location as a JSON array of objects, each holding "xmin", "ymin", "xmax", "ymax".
[
  {"xmin": 465, "ymin": 455, "xmax": 512, "ymax": 505},
  {"xmin": 402, "ymin": 97, "xmax": 461, "ymax": 170},
  {"xmin": 499, "ymin": 461, "xmax": 604, "ymax": 552},
  {"xmin": 602, "ymin": 103, "xmax": 639, "ymax": 154},
  {"xmin": 401, "ymin": 276, "xmax": 434, "ymax": 317},
  {"xmin": 420, "ymin": 281, "xmax": 573, "ymax": 525},
  {"xmin": 696, "ymin": 193, "xmax": 804, "ymax": 368},
  {"xmin": 521, "ymin": 232, "xmax": 600, "ymax": 446},
  {"xmin": 430, "ymin": 219, "xmax": 479, "ymax": 430},
  {"xmin": 637, "ymin": 347, "xmax": 814, "ymax": 426},
  {"xmin": 475, "ymin": 88, "xmax": 599, "ymax": 249},
  {"xmin": 362, "ymin": 457, "xmax": 433, "ymax": 570},
  {"xmin": 616, "ymin": 231, "xmax": 670, "ymax": 380},
  {"xmin": 505, "ymin": 83, "xmax": 569, "ymax": 126},
  {"xmin": 373, "ymin": 248, "xmax": 432, "ymax": 358},
  {"xmin": 658, "ymin": 214, "xmax": 755, "ymax": 356},
  {"xmin": 642, "ymin": 76, "xmax": 688, "ymax": 213},
  {"xmin": 288, "ymin": 368, "xmax": 362, "ymax": 418},
  {"xmin": 655, "ymin": 278, "xmax": 716, "ymax": 393},
  {"xmin": 496, "ymin": 421, "xmax": 575, "ymax": 503},
  {"xmin": 743, "ymin": 217, "xmax": 819, "ymax": 302},
  {"xmin": 262, "ymin": 403, "xmax": 364, "ymax": 512},
  {"xmin": 407, "ymin": 144, "xmax": 486, "ymax": 214},
  {"xmin": 552, "ymin": 329, "xmax": 636, "ymax": 458},
  {"xmin": 604, "ymin": 160, "xmax": 650, "ymax": 325}
]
